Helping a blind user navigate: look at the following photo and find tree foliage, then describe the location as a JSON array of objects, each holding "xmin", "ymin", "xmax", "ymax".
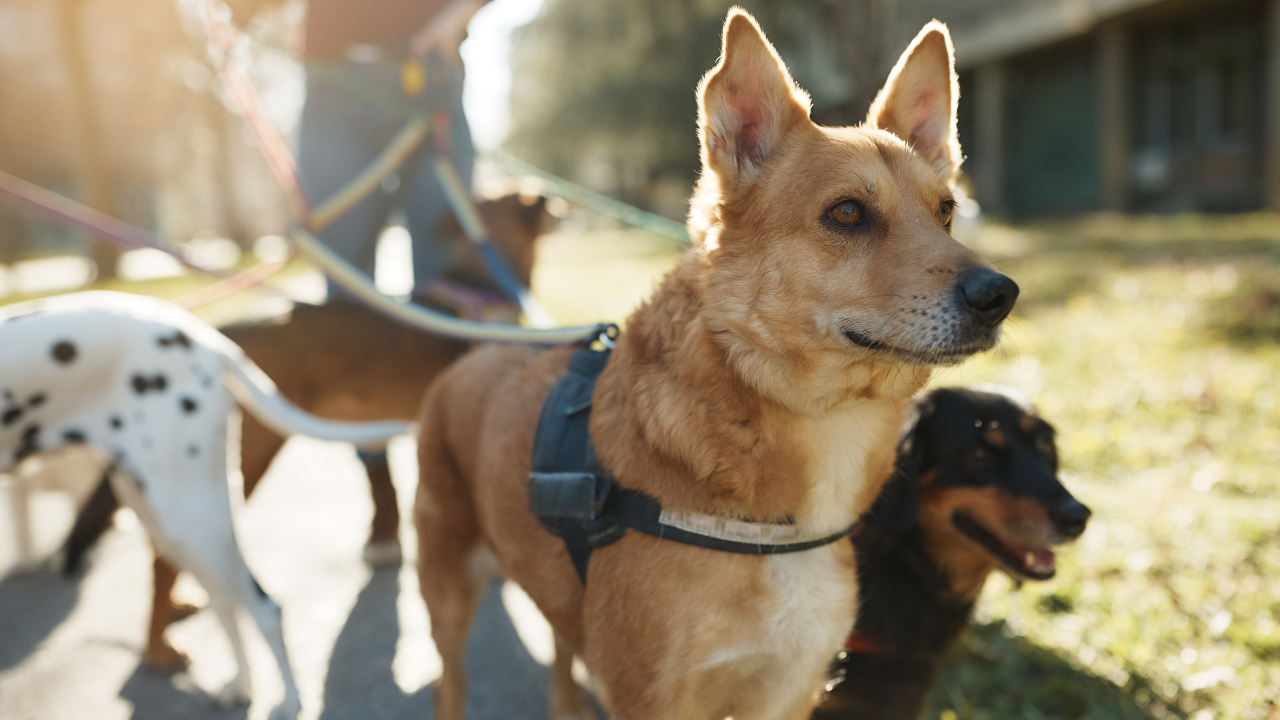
[{"xmin": 504, "ymin": 0, "xmax": 872, "ymax": 218}]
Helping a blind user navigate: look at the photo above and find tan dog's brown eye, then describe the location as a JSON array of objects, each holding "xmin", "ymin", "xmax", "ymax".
[
  {"xmin": 940, "ymin": 198, "xmax": 955, "ymax": 231},
  {"xmin": 826, "ymin": 200, "xmax": 863, "ymax": 227}
]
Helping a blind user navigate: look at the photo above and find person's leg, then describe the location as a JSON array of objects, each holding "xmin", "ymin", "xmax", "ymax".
[
  {"xmin": 402, "ymin": 86, "xmax": 476, "ymax": 291},
  {"xmin": 297, "ymin": 63, "xmax": 401, "ymax": 302}
]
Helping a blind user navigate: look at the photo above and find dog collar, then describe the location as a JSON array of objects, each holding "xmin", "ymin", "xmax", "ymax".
[
  {"xmin": 528, "ymin": 326, "xmax": 855, "ymax": 584},
  {"xmin": 843, "ymin": 631, "xmax": 887, "ymax": 655}
]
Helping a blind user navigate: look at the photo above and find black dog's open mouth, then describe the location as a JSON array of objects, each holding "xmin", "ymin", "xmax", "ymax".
[
  {"xmin": 841, "ymin": 329, "xmax": 988, "ymax": 366},
  {"xmin": 952, "ymin": 510, "xmax": 1056, "ymax": 580}
]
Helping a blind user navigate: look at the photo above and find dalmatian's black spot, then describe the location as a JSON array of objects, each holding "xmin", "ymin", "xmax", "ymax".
[
  {"xmin": 156, "ymin": 331, "xmax": 192, "ymax": 351},
  {"xmin": 15, "ymin": 424, "xmax": 41, "ymax": 461},
  {"xmin": 180, "ymin": 397, "xmax": 199, "ymax": 414},
  {"xmin": 130, "ymin": 374, "xmax": 169, "ymax": 395},
  {"xmin": 2, "ymin": 407, "xmax": 22, "ymax": 427},
  {"xmin": 63, "ymin": 429, "xmax": 87, "ymax": 443},
  {"xmin": 28, "ymin": 393, "xmax": 46, "ymax": 408},
  {"xmin": 187, "ymin": 444, "xmax": 199, "ymax": 457},
  {"xmin": 109, "ymin": 415, "xmax": 123, "ymax": 430},
  {"xmin": 51, "ymin": 341, "xmax": 77, "ymax": 364}
]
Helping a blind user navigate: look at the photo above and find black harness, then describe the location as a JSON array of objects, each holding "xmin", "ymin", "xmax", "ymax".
[{"xmin": 528, "ymin": 327, "xmax": 856, "ymax": 583}]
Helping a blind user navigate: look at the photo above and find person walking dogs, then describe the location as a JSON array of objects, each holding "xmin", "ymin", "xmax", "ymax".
[
  {"xmin": 226, "ymin": 0, "xmax": 489, "ymax": 562},
  {"xmin": 297, "ymin": 0, "xmax": 489, "ymax": 302}
]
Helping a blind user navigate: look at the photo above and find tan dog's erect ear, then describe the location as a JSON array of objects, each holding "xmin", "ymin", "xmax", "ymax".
[
  {"xmin": 697, "ymin": 9, "xmax": 811, "ymax": 189},
  {"xmin": 867, "ymin": 22, "xmax": 961, "ymax": 178}
]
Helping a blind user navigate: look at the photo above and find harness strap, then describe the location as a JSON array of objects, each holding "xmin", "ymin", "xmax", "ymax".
[
  {"xmin": 528, "ymin": 327, "xmax": 855, "ymax": 584},
  {"xmin": 604, "ymin": 489, "xmax": 856, "ymax": 555},
  {"xmin": 529, "ymin": 327, "xmax": 625, "ymax": 582}
]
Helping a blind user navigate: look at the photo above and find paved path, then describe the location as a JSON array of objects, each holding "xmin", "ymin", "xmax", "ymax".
[{"xmin": 0, "ymin": 436, "xmax": 565, "ymax": 720}]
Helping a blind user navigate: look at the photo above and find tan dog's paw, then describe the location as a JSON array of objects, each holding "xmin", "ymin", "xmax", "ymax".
[
  {"xmin": 362, "ymin": 539, "xmax": 402, "ymax": 566},
  {"xmin": 143, "ymin": 642, "xmax": 190, "ymax": 674}
]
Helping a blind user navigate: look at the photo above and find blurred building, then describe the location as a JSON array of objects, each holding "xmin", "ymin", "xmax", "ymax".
[
  {"xmin": 896, "ymin": 0, "xmax": 1272, "ymax": 216},
  {"xmin": 509, "ymin": 0, "xmax": 1275, "ymax": 219},
  {"xmin": 792, "ymin": 0, "xmax": 1276, "ymax": 215}
]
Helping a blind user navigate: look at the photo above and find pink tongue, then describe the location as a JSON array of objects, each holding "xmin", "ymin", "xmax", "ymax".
[{"xmin": 1028, "ymin": 548, "xmax": 1056, "ymax": 570}]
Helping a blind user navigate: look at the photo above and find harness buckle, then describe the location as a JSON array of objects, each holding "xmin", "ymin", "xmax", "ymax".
[
  {"xmin": 589, "ymin": 324, "xmax": 619, "ymax": 352},
  {"xmin": 529, "ymin": 472, "xmax": 613, "ymax": 522}
]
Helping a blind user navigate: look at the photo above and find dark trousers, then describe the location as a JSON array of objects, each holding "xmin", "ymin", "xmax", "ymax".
[
  {"xmin": 298, "ymin": 57, "xmax": 474, "ymax": 469},
  {"xmin": 297, "ymin": 57, "xmax": 475, "ymax": 304}
]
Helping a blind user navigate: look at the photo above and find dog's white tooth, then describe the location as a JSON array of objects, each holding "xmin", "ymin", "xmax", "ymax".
[{"xmin": 1025, "ymin": 551, "xmax": 1035, "ymax": 567}]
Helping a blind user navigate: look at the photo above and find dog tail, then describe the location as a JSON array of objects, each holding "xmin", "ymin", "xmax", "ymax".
[
  {"xmin": 63, "ymin": 467, "xmax": 118, "ymax": 575},
  {"xmin": 217, "ymin": 348, "xmax": 411, "ymax": 450}
]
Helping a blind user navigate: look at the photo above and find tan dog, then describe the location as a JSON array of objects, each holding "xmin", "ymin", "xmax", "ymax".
[{"xmin": 413, "ymin": 11, "xmax": 1018, "ymax": 720}]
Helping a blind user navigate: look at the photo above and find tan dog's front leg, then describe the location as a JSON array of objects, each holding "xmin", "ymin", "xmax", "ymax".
[
  {"xmin": 10, "ymin": 473, "xmax": 35, "ymax": 569},
  {"xmin": 415, "ymin": 425, "xmax": 486, "ymax": 720},
  {"xmin": 550, "ymin": 635, "xmax": 596, "ymax": 720}
]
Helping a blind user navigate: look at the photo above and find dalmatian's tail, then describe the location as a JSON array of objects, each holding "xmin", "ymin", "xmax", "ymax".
[{"xmin": 217, "ymin": 350, "xmax": 410, "ymax": 450}]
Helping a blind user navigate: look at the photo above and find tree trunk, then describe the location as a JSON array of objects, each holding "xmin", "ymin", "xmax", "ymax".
[{"xmin": 56, "ymin": 0, "xmax": 120, "ymax": 280}]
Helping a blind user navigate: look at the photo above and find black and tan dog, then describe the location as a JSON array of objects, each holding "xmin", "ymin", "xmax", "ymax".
[{"xmin": 813, "ymin": 386, "xmax": 1090, "ymax": 720}]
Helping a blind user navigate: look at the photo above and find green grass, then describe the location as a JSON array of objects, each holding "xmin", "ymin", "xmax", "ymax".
[
  {"xmin": 0, "ymin": 257, "xmax": 319, "ymax": 326},
  {"xmin": 921, "ymin": 216, "xmax": 1280, "ymax": 720}
]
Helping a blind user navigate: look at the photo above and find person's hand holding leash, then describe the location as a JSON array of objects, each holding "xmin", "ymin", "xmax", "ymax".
[{"xmin": 409, "ymin": 0, "xmax": 486, "ymax": 60}]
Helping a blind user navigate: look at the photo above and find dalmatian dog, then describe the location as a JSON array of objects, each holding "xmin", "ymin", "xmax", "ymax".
[{"xmin": 0, "ymin": 291, "xmax": 411, "ymax": 720}]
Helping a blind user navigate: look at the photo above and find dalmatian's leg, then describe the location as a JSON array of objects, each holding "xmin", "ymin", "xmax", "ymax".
[
  {"xmin": 9, "ymin": 466, "xmax": 36, "ymax": 569},
  {"xmin": 239, "ymin": 572, "xmax": 301, "ymax": 720},
  {"xmin": 106, "ymin": 464, "xmax": 257, "ymax": 707},
  {"xmin": 150, "ymin": 487, "xmax": 299, "ymax": 718},
  {"xmin": 159, "ymin": 528, "xmax": 257, "ymax": 709},
  {"xmin": 182, "ymin": 536, "xmax": 299, "ymax": 718},
  {"xmin": 209, "ymin": 598, "xmax": 254, "ymax": 708}
]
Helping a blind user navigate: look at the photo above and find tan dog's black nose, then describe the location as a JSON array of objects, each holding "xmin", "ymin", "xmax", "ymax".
[{"xmin": 958, "ymin": 268, "xmax": 1019, "ymax": 326}]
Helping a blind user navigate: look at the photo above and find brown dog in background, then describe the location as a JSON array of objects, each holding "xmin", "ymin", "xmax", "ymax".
[
  {"xmin": 413, "ymin": 11, "xmax": 1018, "ymax": 720},
  {"xmin": 65, "ymin": 192, "xmax": 549, "ymax": 671}
]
